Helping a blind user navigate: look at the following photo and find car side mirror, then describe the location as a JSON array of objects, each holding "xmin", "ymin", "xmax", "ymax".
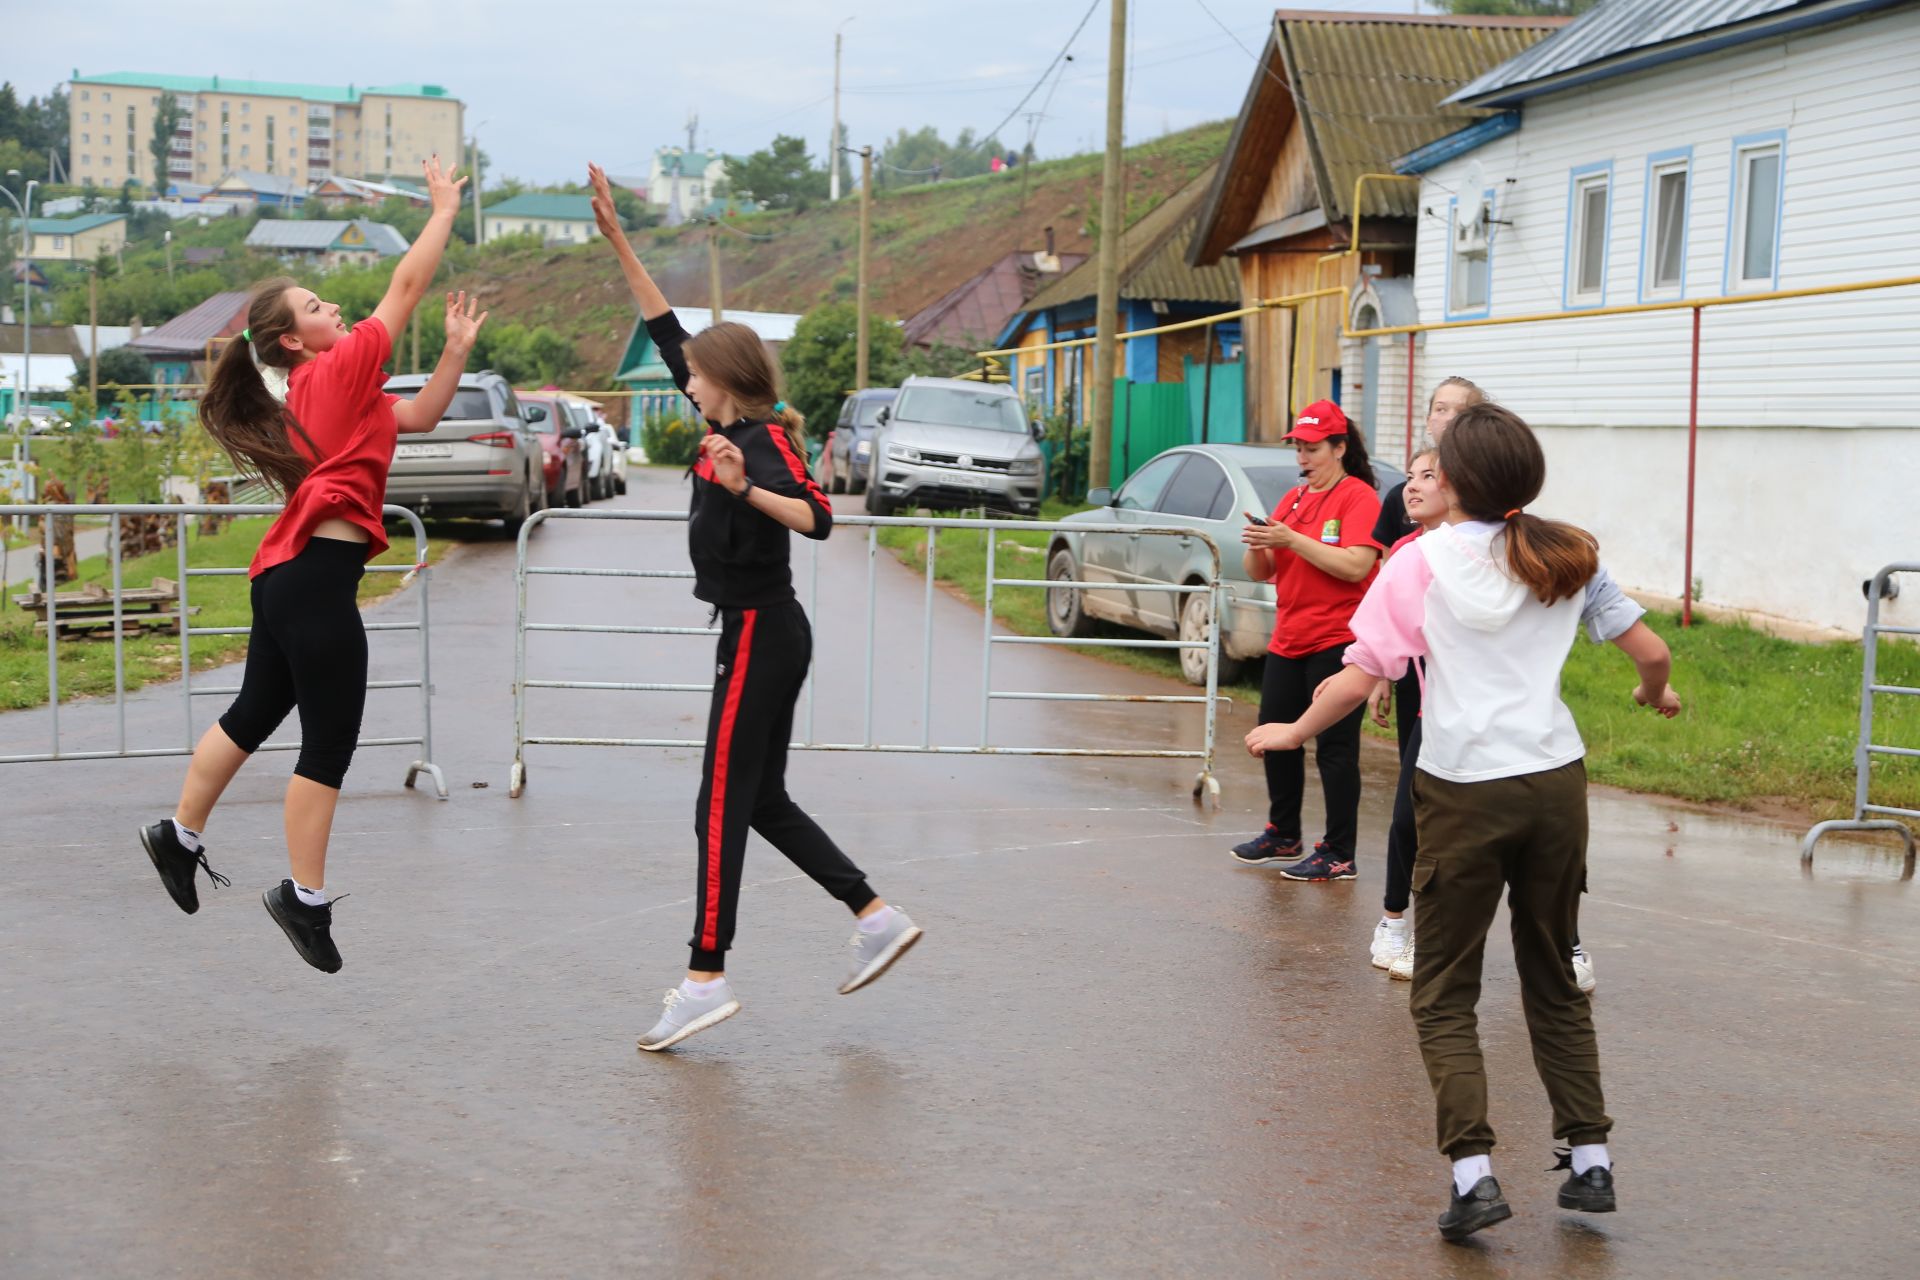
[
  {"xmin": 1087, "ymin": 486, "xmax": 1114, "ymax": 507},
  {"xmin": 524, "ymin": 405, "xmax": 549, "ymax": 424},
  {"xmin": 615, "ymin": 427, "xmax": 631, "ymax": 445},
  {"xmin": 1029, "ymin": 420, "xmax": 1044, "ymax": 440},
  {"xmin": 560, "ymin": 422, "xmax": 585, "ymax": 440},
  {"xmin": 877, "ymin": 407, "xmax": 890, "ymax": 424}
]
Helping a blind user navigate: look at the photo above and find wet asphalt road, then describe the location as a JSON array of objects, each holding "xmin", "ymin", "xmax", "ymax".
[{"xmin": 2, "ymin": 467, "xmax": 1916, "ymax": 1278}]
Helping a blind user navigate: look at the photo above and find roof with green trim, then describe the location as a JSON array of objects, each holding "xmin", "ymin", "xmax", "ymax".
[
  {"xmin": 71, "ymin": 71, "xmax": 456, "ymax": 104},
  {"xmin": 27, "ymin": 214, "xmax": 126, "ymax": 234}
]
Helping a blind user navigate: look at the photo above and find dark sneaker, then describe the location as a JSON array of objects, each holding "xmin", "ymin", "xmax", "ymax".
[
  {"xmin": 1279, "ymin": 843, "xmax": 1358, "ymax": 881},
  {"xmin": 262, "ymin": 880, "xmax": 343, "ymax": 973},
  {"xmin": 1230, "ymin": 826, "xmax": 1304, "ymax": 865},
  {"xmin": 1552, "ymin": 1150, "xmax": 1617, "ymax": 1212},
  {"xmin": 138, "ymin": 820, "xmax": 230, "ymax": 915},
  {"xmin": 1439, "ymin": 1176, "xmax": 1512, "ymax": 1242}
]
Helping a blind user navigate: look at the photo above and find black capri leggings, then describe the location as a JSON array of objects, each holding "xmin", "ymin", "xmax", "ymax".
[
  {"xmin": 1258, "ymin": 641, "xmax": 1365, "ymax": 857},
  {"xmin": 218, "ymin": 536, "xmax": 368, "ymax": 789}
]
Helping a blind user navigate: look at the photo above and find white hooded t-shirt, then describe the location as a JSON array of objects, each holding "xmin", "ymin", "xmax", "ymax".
[{"xmin": 1344, "ymin": 520, "xmax": 1588, "ymax": 783}]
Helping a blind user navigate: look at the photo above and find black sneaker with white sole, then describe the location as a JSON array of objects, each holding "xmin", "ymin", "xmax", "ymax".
[
  {"xmin": 262, "ymin": 880, "xmax": 344, "ymax": 973},
  {"xmin": 139, "ymin": 820, "xmax": 230, "ymax": 915}
]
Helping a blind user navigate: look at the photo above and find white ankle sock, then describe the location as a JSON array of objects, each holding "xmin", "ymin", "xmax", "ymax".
[
  {"xmin": 1452, "ymin": 1155, "xmax": 1493, "ymax": 1194},
  {"xmin": 680, "ymin": 977, "xmax": 726, "ymax": 998},
  {"xmin": 292, "ymin": 880, "xmax": 327, "ymax": 907},
  {"xmin": 1570, "ymin": 1144, "xmax": 1610, "ymax": 1175},
  {"xmin": 170, "ymin": 818, "xmax": 202, "ymax": 853},
  {"xmin": 1381, "ymin": 916, "xmax": 1407, "ymax": 932},
  {"xmin": 857, "ymin": 904, "xmax": 896, "ymax": 933}
]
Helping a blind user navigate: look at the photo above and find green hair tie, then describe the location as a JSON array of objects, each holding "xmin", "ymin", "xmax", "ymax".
[
  {"xmin": 241, "ymin": 328, "xmax": 251, "ymax": 342},
  {"xmin": 773, "ymin": 401, "xmax": 786, "ymax": 413}
]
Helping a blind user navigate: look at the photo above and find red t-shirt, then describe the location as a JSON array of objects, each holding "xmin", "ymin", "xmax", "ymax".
[
  {"xmin": 1266, "ymin": 473, "xmax": 1384, "ymax": 658},
  {"xmin": 249, "ymin": 317, "xmax": 400, "ymax": 577}
]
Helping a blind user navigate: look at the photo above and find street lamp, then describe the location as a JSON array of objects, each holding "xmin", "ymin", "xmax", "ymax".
[
  {"xmin": 467, "ymin": 120, "xmax": 489, "ymax": 245},
  {"xmin": 1, "ymin": 171, "xmax": 37, "ymax": 425},
  {"xmin": 831, "ymin": 17, "xmax": 855, "ymax": 202}
]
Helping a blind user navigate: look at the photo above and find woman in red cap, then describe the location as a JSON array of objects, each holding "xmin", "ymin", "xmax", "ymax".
[{"xmin": 1231, "ymin": 399, "xmax": 1384, "ymax": 881}]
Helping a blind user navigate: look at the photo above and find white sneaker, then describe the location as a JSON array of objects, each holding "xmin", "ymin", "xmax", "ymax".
[
  {"xmin": 1389, "ymin": 941, "xmax": 1415, "ymax": 982},
  {"xmin": 637, "ymin": 980, "xmax": 741, "ymax": 1052},
  {"xmin": 1370, "ymin": 921, "xmax": 1410, "ymax": 970},
  {"xmin": 1572, "ymin": 945, "xmax": 1597, "ymax": 995}
]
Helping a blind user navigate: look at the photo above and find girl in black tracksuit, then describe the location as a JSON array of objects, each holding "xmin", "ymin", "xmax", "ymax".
[{"xmin": 586, "ymin": 165, "xmax": 921, "ymax": 1051}]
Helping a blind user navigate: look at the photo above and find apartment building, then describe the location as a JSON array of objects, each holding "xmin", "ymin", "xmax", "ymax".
[{"xmin": 67, "ymin": 71, "xmax": 463, "ymax": 193}]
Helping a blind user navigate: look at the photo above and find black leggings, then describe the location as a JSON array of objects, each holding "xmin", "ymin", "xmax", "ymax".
[
  {"xmin": 1384, "ymin": 673, "xmax": 1422, "ymax": 913},
  {"xmin": 690, "ymin": 600, "xmax": 875, "ymax": 971},
  {"xmin": 218, "ymin": 537, "xmax": 368, "ymax": 789},
  {"xmin": 1258, "ymin": 641, "xmax": 1365, "ymax": 857}
]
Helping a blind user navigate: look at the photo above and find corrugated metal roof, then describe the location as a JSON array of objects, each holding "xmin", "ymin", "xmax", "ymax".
[
  {"xmin": 903, "ymin": 249, "xmax": 1090, "ymax": 349},
  {"xmin": 1280, "ymin": 12, "xmax": 1567, "ymax": 220},
  {"xmin": 246, "ymin": 218, "xmax": 409, "ymax": 255},
  {"xmin": 484, "ymin": 193, "xmax": 596, "ymax": 221},
  {"xmin": 73, "ymin": 71, "xmax": 453, "ymax": 103},
  {"xmin": 127, "ymin": 291, "xmax": 249, "ymax": 356},
  {"xmin": 214, "ymin": 170, "xmax": 303, "ymax": 198},
  {"xmin": 26, "ymin": 214, "xmax": 125, "ymax": 234},
  {"xmin": 1026, "ymin": 163, "xmax": 1239, "ymax": 313}
]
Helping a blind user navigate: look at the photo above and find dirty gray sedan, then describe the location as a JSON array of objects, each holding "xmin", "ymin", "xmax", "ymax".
[{"xmin": 1044, "ymin": 444, "xmax": 1404, "ymax": 685}]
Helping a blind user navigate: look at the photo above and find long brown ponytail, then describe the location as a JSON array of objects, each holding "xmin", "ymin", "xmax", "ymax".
[
  {"xmin": 684, "ymin": 321, "xmax": 809, "ymax": 458},
  {"xmin": 198, "ymin": 277, "xmax": 323, "ymax": 495},
  {"xmin": 1437, "ymin": 403, "xmax": 1597, "ymax": 604}
]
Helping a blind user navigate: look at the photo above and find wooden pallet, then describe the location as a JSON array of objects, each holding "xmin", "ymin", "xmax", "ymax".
[{"xmin": 12, "ymin": 577, "xmax": 198, "ymax": 640}]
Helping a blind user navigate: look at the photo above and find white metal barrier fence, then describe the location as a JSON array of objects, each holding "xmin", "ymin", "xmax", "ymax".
[
  {"xmin": 1801, "ymin": 562, "xmax": 1919, "ymax": 871},
  {"xmin": 0, "ymin": 503, "xmax": 446, "ymax": 798},
  {"xmin": 510, "ymin": 507, "xmax": 1225, "ymax": 802}
]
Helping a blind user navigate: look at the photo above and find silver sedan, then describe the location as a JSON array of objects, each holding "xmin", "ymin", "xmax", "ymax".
[{"xmin": 1043, "ymin": 444, "xmax": 1404, "ymax": 685}]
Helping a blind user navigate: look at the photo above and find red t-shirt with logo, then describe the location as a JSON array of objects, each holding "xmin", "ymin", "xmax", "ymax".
[
  {"xmin": 1266, "ymin": 473, "xmax": 1384, "ymax": 658},
  {"xmin": 249, "ymin": 317, "xmax": 400, "ymax": 578}
]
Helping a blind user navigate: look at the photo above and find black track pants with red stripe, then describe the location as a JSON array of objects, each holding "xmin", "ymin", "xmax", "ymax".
[{"xmin": 690, "ymin": 600, "xmax": 876, "ymax": 970}]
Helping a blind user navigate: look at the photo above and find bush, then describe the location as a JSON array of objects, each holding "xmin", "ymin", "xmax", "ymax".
[
  {"xmin": 1043, "ymin": 412, "xmax": 1090, "ymax": 501},
  {"xmin": 641, "ymin": 412, "xmax": 702, "ymax": 467}
]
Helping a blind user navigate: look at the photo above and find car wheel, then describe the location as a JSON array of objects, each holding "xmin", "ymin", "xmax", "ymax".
[
  {"xmin": 829, "ymin": 456, "xmax": 847, "ymax": 495},
  {"xmin": 1178, "ymin": 587, "xmax": 1243, "ymax": 686},
  {"xmin": 614, "ymin": 473, "xmax": 627, "ymax": 496},
  {"xmin": 864, "ymin": 483, "xmax": 890, "ymax": 517},
  {"xmin": 850, "ymin": 466, "xmax": 867, "ymax": 496},
  {"xmin": 1046, "ymin": 547, "xmax": 1094, "ymax": 638},
  {"xmin": 502, "ymin": 478, "xmax": 533, "ymax": 538}
]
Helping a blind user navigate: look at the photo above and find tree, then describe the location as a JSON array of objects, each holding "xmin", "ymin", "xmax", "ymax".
[
  {"xmin": 1428, "ymin": 0, "xmax": 1599, "ymax": 13},
  {"xmin": 729, "ymin": 134, "xmax": 830, "ymax": 211},
  {"xmin": 149, "ymin": 92, "xmax": 185, "ymax": 194},
  {"xmin": 781, "ymin": 301, "xmax": 906, "ymax": 435},
  {"xmin": 116, "ymin": 180, "xmax": 136, "ymax": 214},
  {"xmin": 73, "ymin": 346, "xmax": 155, "ymax": 408},
  {"xmin": 874, "ymin": 126, "xmax": 1009, "ymax": 189}
]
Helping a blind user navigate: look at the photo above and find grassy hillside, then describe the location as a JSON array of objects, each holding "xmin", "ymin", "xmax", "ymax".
[{"xmin": 463, "ymin": 121, "xmax": 1232, "ymax": 384}]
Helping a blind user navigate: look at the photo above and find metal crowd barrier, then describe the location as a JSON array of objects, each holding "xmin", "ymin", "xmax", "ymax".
[
  {"xmin": 1801, "ymin": 562, "xmax": 1920, "ymax": 871},
  {"xmin": 1, "ymin": 503, "xmax": 446, "ymax": 799},
  {"xmin": 510, "ymin": 507, "xmax": 1225, "ymax": 802}
]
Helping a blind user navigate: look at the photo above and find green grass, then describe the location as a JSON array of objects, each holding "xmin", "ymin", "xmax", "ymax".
[
  {"xmin": 2, "ymin": 519, "xmax": 454, "ymax": 712},
  {"xmin": 877, "ymin": 509, "xmax": 1920, "ymax": 822}
]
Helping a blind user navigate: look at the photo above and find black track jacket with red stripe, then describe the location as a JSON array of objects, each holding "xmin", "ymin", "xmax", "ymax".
[{"xmin": 646, "ymin": 309, "xmax": 833, "ymax": 608}]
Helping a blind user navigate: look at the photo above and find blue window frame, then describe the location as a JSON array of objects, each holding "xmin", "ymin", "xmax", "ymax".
[
  {"xmin": 1443, "ymin": 189, "xmax": 1494, "ymax": 321},
  {"xmin": 1638, "ymin": 147, "xmax": 1692, "ymax": 303},
  {"xmin": 1563, "ymin": 161, "xmax": 1613, "ymax": 310},
  {"xmin": 1724, "ymin": 129, "xmax": 1786, "ymax": 293}
]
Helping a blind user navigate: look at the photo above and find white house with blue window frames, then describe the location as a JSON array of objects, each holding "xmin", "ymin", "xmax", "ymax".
[{"xmin": 1392, "ymin": 0, "xmax": 1920, "ymax": 634}]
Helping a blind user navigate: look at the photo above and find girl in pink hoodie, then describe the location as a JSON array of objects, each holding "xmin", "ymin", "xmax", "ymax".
[{"xmin": 1247, "ymin": 403, "xmax": 1681, "ymax": 1242}]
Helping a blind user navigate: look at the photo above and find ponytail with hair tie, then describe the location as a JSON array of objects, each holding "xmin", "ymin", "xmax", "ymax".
[{"xmin": 1504, "ymin": 508, "xmax": 1522, "ymax": 520}]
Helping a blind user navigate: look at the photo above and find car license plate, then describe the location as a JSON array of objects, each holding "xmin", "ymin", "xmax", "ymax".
[
  {"xmin": 954, "ymin": 471, "xmax": 990, "ymax": 489},
  {"xmin": 396, "ymin": 443, "xmax": 454, "ymax": 459}
]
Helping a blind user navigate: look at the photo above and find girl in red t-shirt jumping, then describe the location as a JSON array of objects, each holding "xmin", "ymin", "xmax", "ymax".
[
  {"xmin": 1231, "ymin": 399, "xmax": 1384, "ymax": 881},
  {"xmin": 137, "ymin": 157, "xmax": 486, "ymax": 974}
]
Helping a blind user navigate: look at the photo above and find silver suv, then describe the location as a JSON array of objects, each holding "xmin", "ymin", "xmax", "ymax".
[
  {"xmin": 384, "ymin": 371, "xmax": 547, "ymax": 534},
  {"xmin": 864, "ymin": 377, "xmax": 1045, "ymax": 516}
]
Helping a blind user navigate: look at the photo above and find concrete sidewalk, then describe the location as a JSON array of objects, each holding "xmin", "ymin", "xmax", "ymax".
[{"xmin": 0, "ymin": 468, "xmax": 1914, "ymax": 1278}]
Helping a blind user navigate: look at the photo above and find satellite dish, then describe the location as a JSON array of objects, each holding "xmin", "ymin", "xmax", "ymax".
[{"xmin": 1456, "ymin": 161, "xmax": 1489, "ymax": 230}]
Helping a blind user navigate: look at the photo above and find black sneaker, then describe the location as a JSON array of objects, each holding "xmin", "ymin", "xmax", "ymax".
[
  {"xmin": 1230, "ymin": 825, "xmax": 1304, "ymax": 865},
  {"xmin": 1438, "ymin": 1175, "xmax": 1512, "ymax": 1242},
  {"xmin": 1279, "ymin": 842, "xmax": 1358, "ymax": 882},
  {"xmin": 138, "ymin": 820, "xmax": 230, "ymax": 915},
  {"xmin": 262, "ymin": 880, "xmax": 344, "ymax": 973},
  {"xmin": 1551, "ymin": 1150, "xmax": 1617, "ymax": 1212}
]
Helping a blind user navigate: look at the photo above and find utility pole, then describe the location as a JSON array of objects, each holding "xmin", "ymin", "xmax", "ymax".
[
  {"xmin": 1088, "ymin": 0, "xmax": 1126, "ymax": 492},
  {"xmin": 469, "ymin": 134, "xmax": 484, "ymax": 245},
  {"xmin": 88, "ymin": 268, "xmax": 99, "ymax": 403},
  {"xmin": 163, "ymin": 229, "xmax": 174, "ymax": 282},
  {"xmin": 856, "ymin": 146, "xmax": 873, "ymax": 390},
  {"xmin": 707, "ymin": 220, "xmax": 724, "ymax": 325}
]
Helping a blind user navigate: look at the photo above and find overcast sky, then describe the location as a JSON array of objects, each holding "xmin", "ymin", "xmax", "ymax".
[{"xmin": 9, "ymin": 0, "xmax": 1431, "ymax": 185}]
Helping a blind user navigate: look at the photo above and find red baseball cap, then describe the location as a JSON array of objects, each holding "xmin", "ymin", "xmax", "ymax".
[{"xmin": 1285, "ymin": 400, "xmax": 1349, "ymax": 442}]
